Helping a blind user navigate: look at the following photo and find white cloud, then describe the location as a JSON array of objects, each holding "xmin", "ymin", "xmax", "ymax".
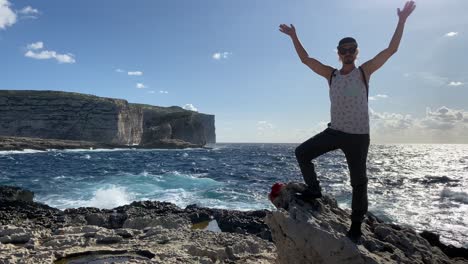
[
  {"xmin": 449, "ymin": 81, "xmax": 464, "ymax": 86},
  {"xmin": 128, "ymin": 71, "xmax": 143, "ymax": 76},
  {"xmin": 369, "ymin": 94, "xmax": 388, "ymax": 101},
  {"xmin": 54, "ymin": 53, "xmax": 75, "ymax": 63},
  {"xmin": 17, "ymin": 6, "xmax": 40, "ymax": 19},
  {"xmin": 27, "ymin": 41, "xmax": 43, "ymax": 50},
  {"xmin": 115, "ymin": 68, "xmax": 124, "ymax": 73},
  {"xmin": 370, "ymin": 107, "xmax": 468, "ymax": 143},
  {"xmin": 25, "ymin": 42, "xmax": 76, "ymax": 64},
  {"xmin": 159, "ymin": 90, "xmax": 168, "ymax": 94},
  {"xmin": 18, "ymin": 6, "xmax": 39, "ymax": 15},
  {"xmin": 256, "ymin": 120, "xmax": 281, "ymax": 138},
  {"xmin": 136, "ymin": 83, "xmax": 146, "ymax": 89},
  {"xmin": 405, "ymin": 72, "xmax": 465, "ymax": 88},
  {"xmin": 445, "ymin": 32, "xmax": 458, "ymax": 37},
  {"xmin": 212, "ymin": 52, "xmax": 231, "ymax": 60},
  {"xmin": 148, "ymin": 90, "xmax": 156, "ymax": 94},
  {"xmin": 183, "ymin": 104, "xmax": 198, "ymax": 112},
  {"xmin": 0, "ymin": 0, "xmax": 17, "ymax": 29},
  {"xmin": 370, "ymin": 109, "xmax": 414, "ymax": 130},
  {"xmin": 257, "ymin": 121, "xmax": 274, "ymax": 131},
  {"xmin": 25, "ymin": 50, "xmax": 76, "ymax": 64}
]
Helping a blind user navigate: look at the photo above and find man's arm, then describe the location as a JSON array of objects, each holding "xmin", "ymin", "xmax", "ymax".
[
  {"xmin": 361, "ymin": 1, "xmax": 416, "ymax": 78},
  {"xmin": 279, "ymin": 24, "xmax": 334, "ymax": 81}
]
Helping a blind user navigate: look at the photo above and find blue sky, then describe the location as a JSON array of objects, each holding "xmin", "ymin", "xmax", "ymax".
[{"xmin": 1, "ymin": 0, "xmax": 467, "ymax": 143}]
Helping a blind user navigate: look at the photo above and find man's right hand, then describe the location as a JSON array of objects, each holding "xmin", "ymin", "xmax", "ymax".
[{"xmin": 279, "ymin": 24, "xmax": 296, "ymax": 37}]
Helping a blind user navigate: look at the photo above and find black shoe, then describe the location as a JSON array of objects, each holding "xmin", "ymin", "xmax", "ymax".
[
  {"xmin": 346, "ymin": 221, "xmax": 362, "ymax": 243},
  {"xmin": 300, "ymin": 185, "xmax": 322, "ymax": 199}
]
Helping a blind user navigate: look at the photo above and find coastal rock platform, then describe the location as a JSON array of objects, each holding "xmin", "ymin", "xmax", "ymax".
[
  {"xmin": 1, "ymin": 185, "xmax": 467, "ymax": 263},
  {"xmin": 265, "ymin": 182, "xmax": 468, "ymax": 264},
  {"xmin": 0, "ymin": 186, "xmax": 275, "ymax": 263}
]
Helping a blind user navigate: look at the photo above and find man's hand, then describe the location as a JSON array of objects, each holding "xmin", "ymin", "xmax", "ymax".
[
  {"xmin": 279, "ymin": 24, "xmax": 296, "ymax": 37},
  {"xmin": 398, "ymin": 1, "xmax": 416, "ymax": 22},
  {"xmin": 362, "ymin": 1, "xmax": 416, "ymax": 78}
]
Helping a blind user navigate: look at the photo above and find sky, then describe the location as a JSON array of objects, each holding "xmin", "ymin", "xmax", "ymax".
[{"xmin": 1, "ymin": 0, "xmax": 467, "ymax": 143}]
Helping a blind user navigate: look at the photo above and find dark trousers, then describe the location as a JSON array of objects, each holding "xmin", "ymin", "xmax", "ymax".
[{"xmin": 295, "ymin": 128, "xmax": 370, "ymax": 222}]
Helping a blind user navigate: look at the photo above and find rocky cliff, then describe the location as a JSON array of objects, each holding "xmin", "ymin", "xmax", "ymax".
[{"xmin": 0, "ymin": 90, "xmax": 215, "ymax": 146}]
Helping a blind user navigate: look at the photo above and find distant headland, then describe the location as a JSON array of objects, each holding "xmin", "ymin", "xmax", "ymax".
[{"xmin": 0, "ymin": 90, "xmax": 215, "ymax": 150}]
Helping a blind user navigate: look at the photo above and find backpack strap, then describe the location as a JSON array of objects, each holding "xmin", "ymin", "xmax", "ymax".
[
  {"xmin": 329, "ymin": 69, "xmax": 337, "ymax": 86},
  {"xmin": 328, "ymin": 69, "xmax": 337, "ymax": 128},
  {"xmin": 358, "ymin": 66, "xmax": 369, "ymax": 100}
]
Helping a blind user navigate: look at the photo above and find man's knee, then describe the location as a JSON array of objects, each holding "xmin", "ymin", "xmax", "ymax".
[{"xmin": 295, "ymin": 145, "xmax": 305, "ymax": 162}]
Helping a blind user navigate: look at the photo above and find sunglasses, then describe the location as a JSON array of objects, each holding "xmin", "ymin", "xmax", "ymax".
[{"xmin": 338, "ymin": 47, "xmax": 357, "ymax": 55}]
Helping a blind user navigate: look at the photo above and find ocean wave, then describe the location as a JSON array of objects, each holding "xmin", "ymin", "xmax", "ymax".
[
  {"xmin": 86, "ymin": 185, "xmax": 134, "ymax": 209},
  {"xmin": 38, "ymin": 185, "xmax": 135, "ymax": 209},
  {"xmin": 441, "ymin": 188, "xmax": 468, "ymax": 204}
]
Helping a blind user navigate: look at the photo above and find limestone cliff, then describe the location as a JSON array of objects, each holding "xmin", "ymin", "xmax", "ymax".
[{"xmin": 0, "ymin": 90, "xmax": 215, "ymax": 146}]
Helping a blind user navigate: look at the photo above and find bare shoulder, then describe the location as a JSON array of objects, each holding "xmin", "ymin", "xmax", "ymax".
[{"xmin": 360, "ymin": 62, "xmax": 372, "ymax": 82}]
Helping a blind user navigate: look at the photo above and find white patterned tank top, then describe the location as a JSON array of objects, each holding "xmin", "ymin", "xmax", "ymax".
[{"xmin": 329, "ymin": 67, "xmax": 369, "ymax": 134}]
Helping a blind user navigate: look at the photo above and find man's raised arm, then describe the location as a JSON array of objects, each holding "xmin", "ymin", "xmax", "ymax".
[
  {"xmin": 279, "ymin": 24, "xmax": 334, "ymax": 81},
  {"xmin": 361, "ymin": 1, "xmax": 416, "ymax": 78}
]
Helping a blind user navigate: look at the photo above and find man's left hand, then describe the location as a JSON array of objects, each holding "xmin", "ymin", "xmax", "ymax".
[{"xmin": 398, "ymin": 1, "xmax": 416, "ymax": 22}]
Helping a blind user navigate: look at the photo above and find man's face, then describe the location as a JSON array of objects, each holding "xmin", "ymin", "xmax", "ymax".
[{"xmin": 338, "ymin": 44, "xmax": 358, "ymax": 65}]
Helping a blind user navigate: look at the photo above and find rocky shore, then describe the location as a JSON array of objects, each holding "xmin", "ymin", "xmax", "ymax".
[
  {"xmin": 1, "ymin": 185, "xmax": 467, "ymax": 263},
  {"xmin": 0, "ymin": 186, "xmax": 275, "ymax": 263},
  {"xmin": 0, "ymin": 136, "xmax": 204, "ymax": 151}
]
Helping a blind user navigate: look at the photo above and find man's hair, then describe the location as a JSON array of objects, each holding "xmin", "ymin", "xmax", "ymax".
[{"xmin": 338, "ymin": 37, "xmax": 358, "ymax": 47}]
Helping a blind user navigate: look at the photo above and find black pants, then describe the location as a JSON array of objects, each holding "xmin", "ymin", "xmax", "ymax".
[{"xmin": 295, "ymin": 128, "xmax": 370, "ymax": 222}]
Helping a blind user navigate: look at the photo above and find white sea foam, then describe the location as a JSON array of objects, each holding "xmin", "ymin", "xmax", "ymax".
[
  {"xmin": 441, "ymin": 188, "xmax": 468, "ymax": 204},
  {"xmin": 0, "ymin": 149, "xmax": 45, "ymax": 155},
  {"xmin": 86, "ymin": 185, "xmax": 134, "ymax": 209},
  {"xmin": 59, "ymin": 148, "xmax": 130, "ymax": 153}
]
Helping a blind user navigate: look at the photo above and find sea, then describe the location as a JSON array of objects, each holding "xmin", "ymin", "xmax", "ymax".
[{"xmin": 0, "ymin": 143, "xmax": 467, "ymax": 248}]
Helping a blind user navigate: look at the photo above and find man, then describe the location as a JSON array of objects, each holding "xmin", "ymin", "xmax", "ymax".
[{"xmin": 279, "ymin": 1, "xmax": 416, "ymax": 241}]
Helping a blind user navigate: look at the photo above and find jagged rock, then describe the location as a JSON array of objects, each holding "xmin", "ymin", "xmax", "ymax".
[
  {"xmin": 0, "ymin": 232, "xmax": 31, "ymax": 244},
  {"xmin": 123, "ymin": 215, "xmax": 191, "ymax": 230},
  {"xmin": 95, "ymin": 232, "xmax": 123, "ymax": 244},
  {"xmin": 265, "ymin": 182, "xmax": 467, "ymax": 264},
  {"xmin": 0, "ymin": 185, "xmax": 34, "ymax": 202},
  {"xmin": 420, "ymin": 231, "xmax": 468, "ymax": 259},
  {"xmin": 115, "ymin": 228, "xmax": 140, "ymax": 238}
]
